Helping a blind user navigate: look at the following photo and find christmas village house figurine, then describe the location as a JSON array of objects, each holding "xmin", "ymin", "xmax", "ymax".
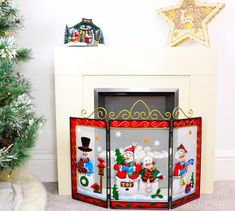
[
  {"xmin": 64, "ymin": 18, "xmax": 104, "ymax": 47},
  {"xmin": 77, "ymin": 137, "xmax": 94, "ymax": 190}
]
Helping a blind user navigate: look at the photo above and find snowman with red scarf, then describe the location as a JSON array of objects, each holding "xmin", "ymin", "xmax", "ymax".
[
  {"xmin": 114, "ymin": 145, "xmax": 142, "ymax": 196},
  {"xmin": 173, "ymin": 144, "xmax": 194, "ymax": 196}
]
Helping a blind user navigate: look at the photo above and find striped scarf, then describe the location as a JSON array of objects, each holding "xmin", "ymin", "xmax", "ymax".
[
  {"xmin": 142, "ymin": 168, "xmax": 155, "ymax": 183},
  {"xmin": 77, "ymin": 157, "xmax": 89, "ymax": 174}
]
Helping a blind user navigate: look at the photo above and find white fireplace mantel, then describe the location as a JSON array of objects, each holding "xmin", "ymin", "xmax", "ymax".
[{"xmin": 54, "ymin": 47, "xmax": 217, "ymax": 195}]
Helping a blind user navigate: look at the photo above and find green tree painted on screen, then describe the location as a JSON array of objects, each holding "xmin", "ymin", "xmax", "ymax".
[
  {"xmin": 115, "ymin": 148, "xmax": 125, "ymax": 165},
  {"xmin": 112, "ymin": 184, "xmax": 119, "ymax": 200}
]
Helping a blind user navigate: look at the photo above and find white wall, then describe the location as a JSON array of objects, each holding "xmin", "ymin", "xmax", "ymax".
[{"xmin": 15, "ymin": 0, "xmax": 235, "ymax": 181}]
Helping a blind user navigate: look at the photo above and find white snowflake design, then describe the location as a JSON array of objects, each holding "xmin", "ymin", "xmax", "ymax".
[
  {"xmin": 97, "ymin": 146, "xmax": 102, "ymax": 152},
  {"xmin": 154, "ymin": 139, "xmax": 160, "ymax": 147},
  {"xmin": 115, "ymin": 131, "xmax": 122, "ymax": 138}
]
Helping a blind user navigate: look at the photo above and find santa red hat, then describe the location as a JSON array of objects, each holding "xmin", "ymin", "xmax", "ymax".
[
  {"xmin": 177, "ymin": 144, "xmax": 188, "ymax": 153},
  {"xmin": 124, "ymin": 145, "xmax": 135, "ymax": 154}
]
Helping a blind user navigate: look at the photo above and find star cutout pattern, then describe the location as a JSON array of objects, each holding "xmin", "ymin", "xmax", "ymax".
[{"xmin": 157, "ymin": 0, "xmax": 225, "ymax": 46}]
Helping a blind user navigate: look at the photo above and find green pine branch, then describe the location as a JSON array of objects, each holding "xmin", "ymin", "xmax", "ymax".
[{"xmin": 0, "ymin": 0, "xmax": 45, "ymax": 171}]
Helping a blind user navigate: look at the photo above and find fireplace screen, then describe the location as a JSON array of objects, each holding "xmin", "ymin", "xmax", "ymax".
[{"xmin": 70, "ymin": 117, "xmax": 201, "ymax": 209}]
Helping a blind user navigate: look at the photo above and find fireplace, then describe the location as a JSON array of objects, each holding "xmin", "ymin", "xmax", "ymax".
[
  {"xmin": 94, "ymin": 88, "xmax": 179, "ymax": 120},
  {"xmin": 55, "ymin": 47, "xmax": 217, "ymax": 198}
]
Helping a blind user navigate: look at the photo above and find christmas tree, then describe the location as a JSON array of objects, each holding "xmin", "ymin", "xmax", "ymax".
[
  {"xmin": 64, "ymin": 24, "xmax": 70, "ymax": 44},
  {"xmin": 0, "ymin": 0, "xmax": 44, "ymax": 171},
  {"xmin": 191, "ymin": 172, "xmax": 195, "ymax": 188},
  {"xmin": 115, "ymin": 148, "xmax": 125, "ymax": 165},
  {"xmin": 112, "ymin": 184, "xmax": 119, "ymax": 200}
]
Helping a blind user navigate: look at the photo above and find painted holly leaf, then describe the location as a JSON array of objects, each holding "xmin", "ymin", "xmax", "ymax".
[
  {"xmin": 116, "ymin": 203, "xmax": 121, "ymax": 207},
  {"xmin": 156, "ymin": 188, "xmax": 161, "ymax": 194},
  {"xmin": 126, "ymin": 203, "xmax": 131, "ymax": 208},
  {"xmin": 150, "ymin": 202, "xmax": 156, "ymax": 206},
  {"xmin": 151, "ymin": 194, "xmax": 157, "ymax": 199},
  {"xmin": 161, "ymin": 204, "xmax": 169, "ymax": 208},
  {"xmin": 158, "ymin": 194, "xmax": 163, "ymax": 199}
]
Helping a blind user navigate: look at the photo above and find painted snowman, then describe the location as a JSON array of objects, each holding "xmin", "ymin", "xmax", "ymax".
[
  {"xmin": 77, "ymin": 137, "xmax": 94, "ymax": 190},
  {"xmin": 139, "ymin": 156, "xmax": 163, "ymax": 196},
  {"xmin": 173, "ymin": 144, "xmax": 194, "ymax": 196},
  {"xmin": 113, "ymin": 145, "xmax": 141, "ymax": 196}
]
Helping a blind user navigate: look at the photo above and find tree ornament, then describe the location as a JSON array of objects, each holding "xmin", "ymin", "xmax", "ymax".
[{"xmin": 157, "ymin": 0, "xmax": 225, "ymax": 47}]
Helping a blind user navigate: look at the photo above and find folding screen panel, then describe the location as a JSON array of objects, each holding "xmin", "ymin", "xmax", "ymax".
[
  {"xmin": 171, "ymin": 118, "xmax": 202, "ymax": 208},
  {"xmin": 70, "ymin": 118, "xmax": 108, "ymax": 208},
  {"xmin": 109, "ymin": 120, "xmax": 170, "ymax": 209},
  {"xmin": 70, "ymin": 117, "xmax": 202, "ymax": 209}
]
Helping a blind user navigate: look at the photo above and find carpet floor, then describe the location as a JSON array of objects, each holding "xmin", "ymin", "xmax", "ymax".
[{"xmin": 45, "ymin": 181, "xmax": 235, "ymax": 211}]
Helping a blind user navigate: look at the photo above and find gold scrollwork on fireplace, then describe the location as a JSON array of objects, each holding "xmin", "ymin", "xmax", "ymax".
[{"xmin": 81, "ymin": 100, "xmax": 193, "ymax": 120}]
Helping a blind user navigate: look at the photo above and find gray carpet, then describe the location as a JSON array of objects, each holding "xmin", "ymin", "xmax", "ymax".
[{"xmin": 45, "ymin": 181, "xmax": 235, "ymax": 211}]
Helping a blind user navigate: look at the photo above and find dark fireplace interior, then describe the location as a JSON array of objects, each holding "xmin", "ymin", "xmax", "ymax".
[{"xmin": 94, "ymin": 88, "xmax": 179, "ymax": 119}]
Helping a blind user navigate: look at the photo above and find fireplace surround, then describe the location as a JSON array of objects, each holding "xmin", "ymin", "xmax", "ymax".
[{"xmin": 54, "ymin": 47, "xmax": 217, "ymax": 195}]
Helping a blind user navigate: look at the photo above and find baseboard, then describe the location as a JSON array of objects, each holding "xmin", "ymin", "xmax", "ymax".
[
  {"xmin": 25, "ymin": 149, "xmax": 57, "ymax": 182},
  {"xmin": 214, "ymin": 150, "xmax": 235, "ymax": 180}
]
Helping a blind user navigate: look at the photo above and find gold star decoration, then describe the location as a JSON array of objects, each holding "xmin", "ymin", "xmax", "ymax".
[
  {"xmin": 95, "ymin": 135, "xmax": 100, "ymax": 141},
  {"xmin": 144, "ymin": 138, "xmax": 151, "ymax": 143},
  {"xmin": 157, "ymin": 0, "xmax": 225, "ymax": 47}
]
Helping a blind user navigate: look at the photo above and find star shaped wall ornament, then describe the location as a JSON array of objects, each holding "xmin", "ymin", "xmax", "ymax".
[{"xmin": 157, "ymin": 0, "xmax": 225, "ymax": 47}]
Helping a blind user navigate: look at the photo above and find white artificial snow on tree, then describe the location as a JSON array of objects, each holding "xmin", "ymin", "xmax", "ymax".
[
  {"xmin": 0, "ymin": 37, "xmax": 17, "ymax": 59},
  {"xmin": 0, "ymin": 145, "xmax": 17, "ymax": 169}
]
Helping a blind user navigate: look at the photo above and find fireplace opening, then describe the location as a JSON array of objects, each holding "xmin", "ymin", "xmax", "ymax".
[{"xmin": 94, "ymin": 88, "xmax": 179, "ymax": 120}]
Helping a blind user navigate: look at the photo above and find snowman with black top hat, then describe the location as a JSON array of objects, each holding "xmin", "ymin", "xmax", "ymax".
[{"xmin": 77, "ymin": 137, "xmax": 94, "ymax": 190}]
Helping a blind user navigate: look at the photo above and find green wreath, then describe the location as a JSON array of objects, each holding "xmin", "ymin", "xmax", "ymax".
[{"xmin": 80, "ymin": 176, "xmax": 89, "ymax": 187}]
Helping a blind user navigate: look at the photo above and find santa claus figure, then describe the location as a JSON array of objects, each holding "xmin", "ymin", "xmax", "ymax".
[
  {"xmin": 114, "ymin": 145, "xmax": 141, "ymax": 180},
  {"xmin": 173, "ymin": 144, "xmax": 194, "ymax": 177}
]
